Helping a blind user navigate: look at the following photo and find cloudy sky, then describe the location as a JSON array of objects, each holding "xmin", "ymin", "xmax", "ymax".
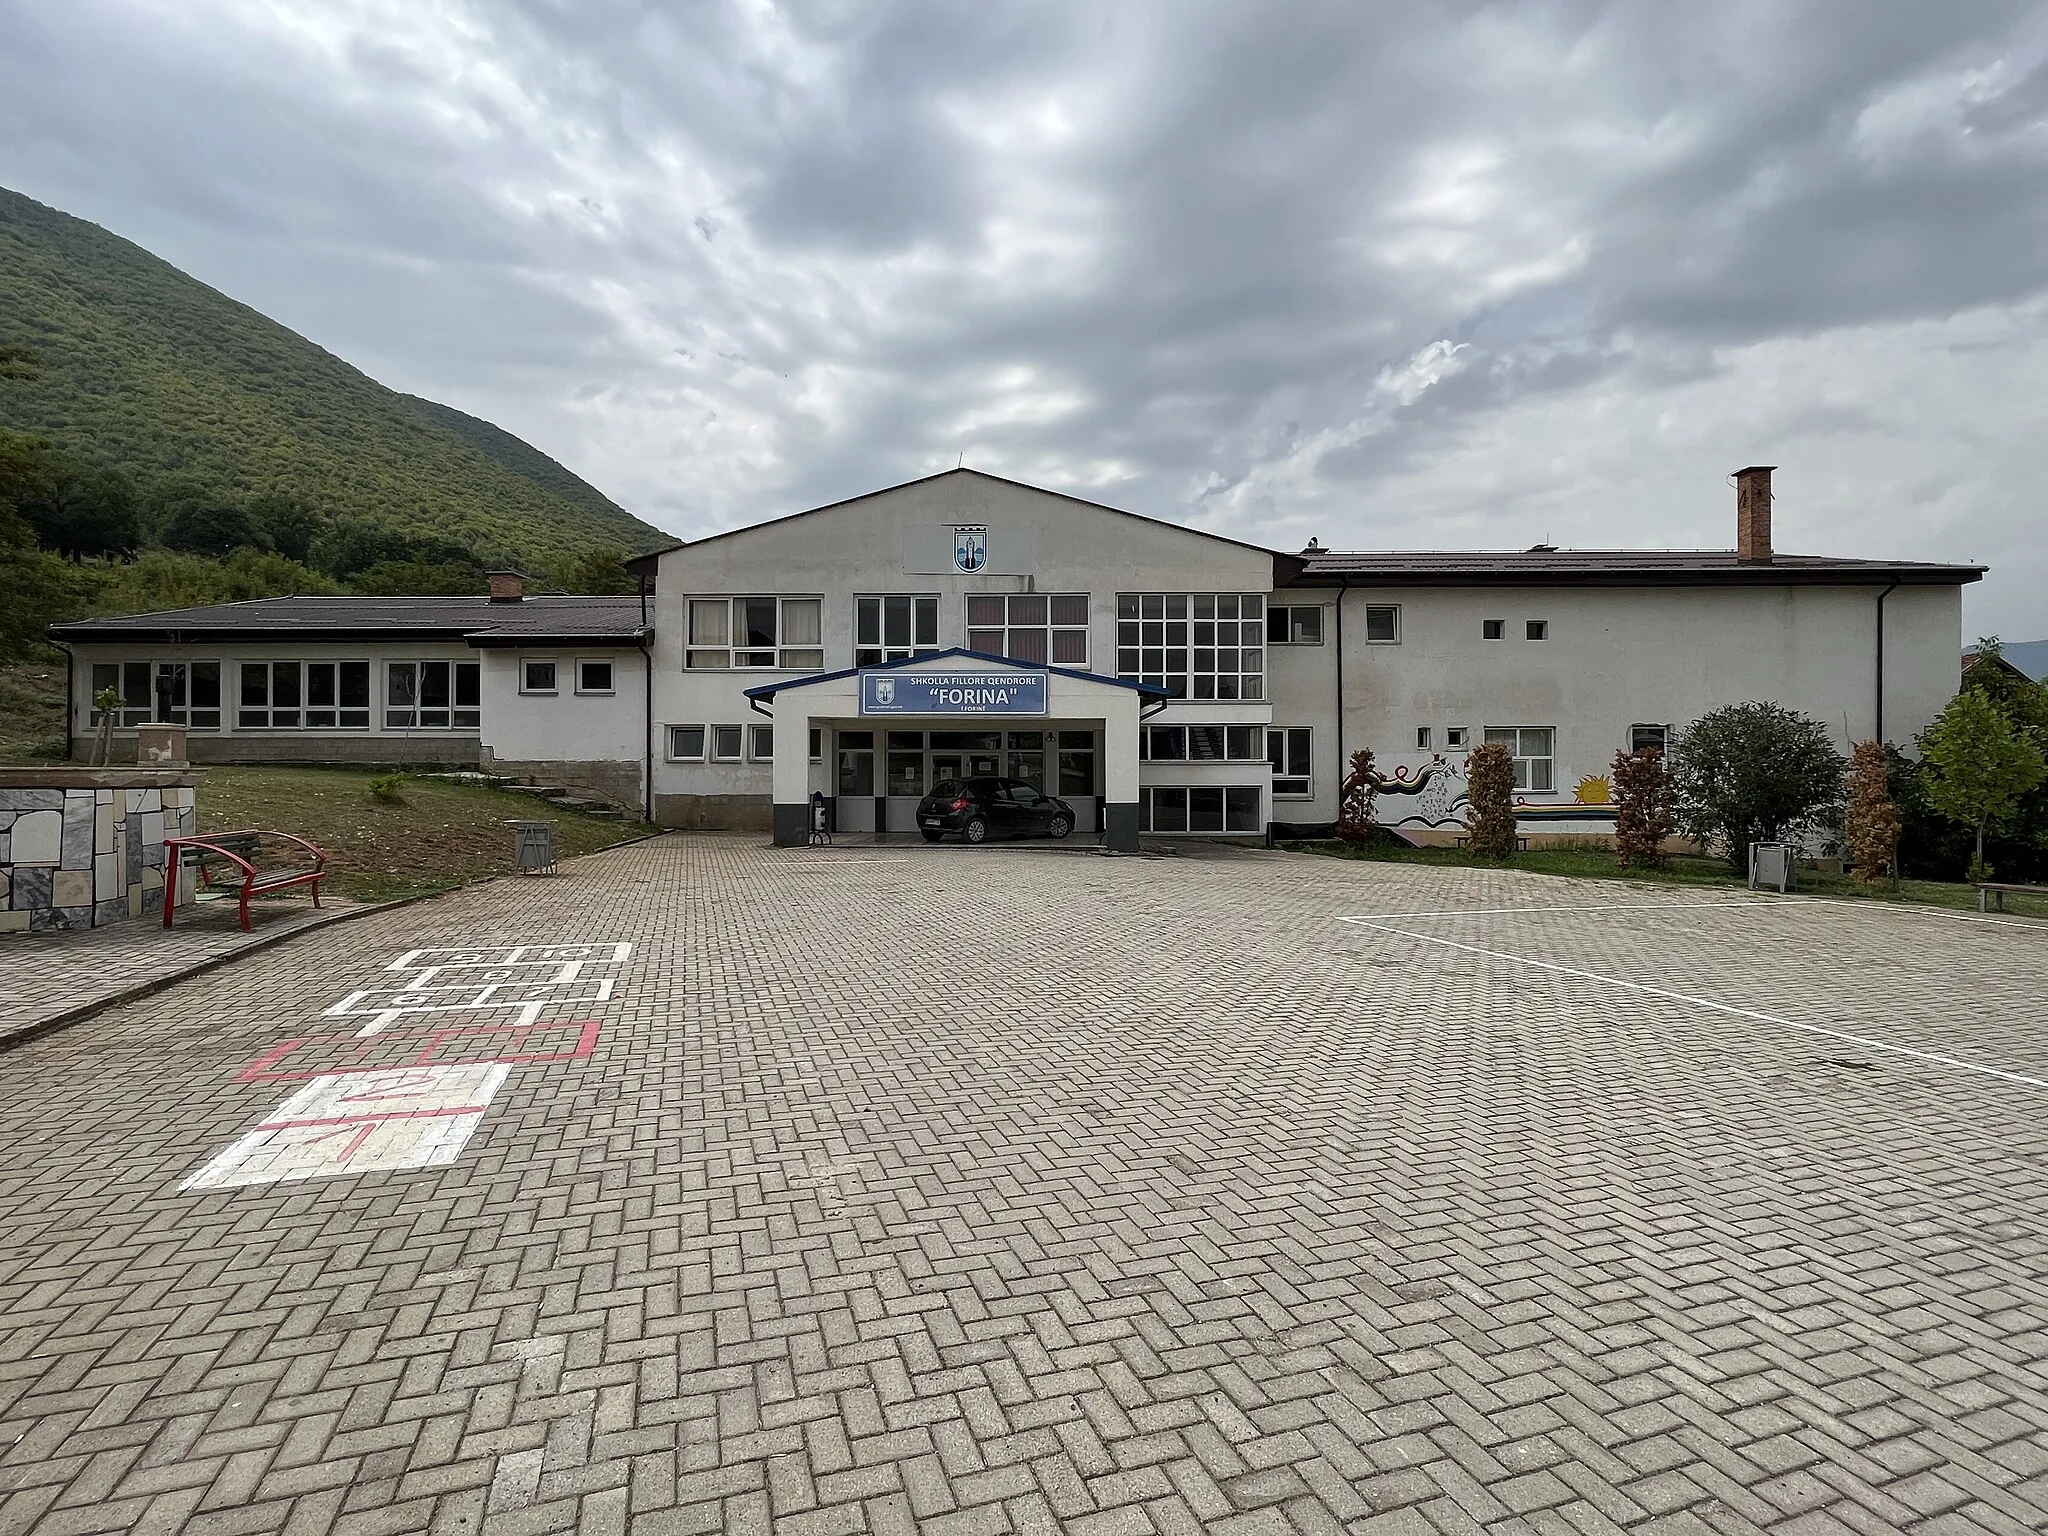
[{"xmin": 3, "ymin": 0, "xmax": 2045, "ymax": 633}]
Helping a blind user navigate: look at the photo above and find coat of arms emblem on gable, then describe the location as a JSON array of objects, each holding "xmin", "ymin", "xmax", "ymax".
[{"xmin": 953, "ymin": 525, "xmax": 988, "ymax": 574}]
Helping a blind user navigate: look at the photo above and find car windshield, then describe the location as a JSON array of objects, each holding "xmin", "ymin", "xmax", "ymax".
[{"xmin": 930, "ymin": 780, "xmax": 965, "ymax": 798}]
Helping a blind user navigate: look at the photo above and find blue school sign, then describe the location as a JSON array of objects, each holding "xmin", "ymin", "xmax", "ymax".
[{"xmin": 860, "ymin": 669, "xmax": 1048, "ymax": 715}]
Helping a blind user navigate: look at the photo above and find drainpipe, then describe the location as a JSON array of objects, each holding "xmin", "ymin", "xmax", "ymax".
[
  {"xmin": 1333, "ymin": 579, "xmax": 1346, "ymax": 817},
  {"xmin": 1874, "ymin": 579, "xmax": 1900, "ymax": 747},
  {"xmin": 638, "ymin": 574, "xmax": 654, "ymax": 823}
]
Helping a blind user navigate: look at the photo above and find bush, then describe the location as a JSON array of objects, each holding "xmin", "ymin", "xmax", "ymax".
[
  {"xmin": 1336, "ymin": 748, "xmax": 1378, "ymax": 845},
  {"xmin": 1464, "ymin": 743, "xmax": 1517, "ymax": 857},
  {"xmin": 1919, "ymin": 689, "xmax": 2046, "ymax": 883},
  {"xmin": 1670, "ymin": 702, "xmax": 1846, "ymax": 871},
  {"xmin": 367, "ymin": 772, "xmax": 408, "ymax": 805},
  {"xmin": 1843, "ymin": 739, "xmax": 1899, "ymax": 883},
  {"xmin": 1611, "ymin": 746, "xmax": 1675, "ymax": 869}
]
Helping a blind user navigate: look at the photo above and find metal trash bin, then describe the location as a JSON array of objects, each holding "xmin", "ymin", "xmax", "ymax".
[
  {"xmin": 512, "ymin": 820, "xmax": 557, "ymax": 875},
  {"xmin": 1749, "ymin": 841, "xmax": 1794, "ymax": 893}
]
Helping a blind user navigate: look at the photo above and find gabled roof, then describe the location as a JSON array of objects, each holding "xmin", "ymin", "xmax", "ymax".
[
  {"xmin": 740, "ymin": 647, "xmax": 1170, "ymax": 703},
  {"xmin": 626, "ymin": 467, "xmax": 1302, "ymax": 581},
  {"xmin": 50, "ymin": 594, "xmax": 651, "ymax": 646},
  {"xmin": 1286, "ymin": 549, "xmax": 1985, "ymax": 587}
]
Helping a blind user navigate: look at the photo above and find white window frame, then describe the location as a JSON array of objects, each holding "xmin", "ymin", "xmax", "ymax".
[
  {"xmin": 685, "ymin": 596, "xmax": 825, "ymax": 671},
  {"xmin": 385, "ymin": 660, "xmax": 481, "ymax": 731},
  {"xmin": 1267, "ymin": 604, "xmax": 1325, "ymax": 645},
  {"xmin": 854, "ymin": 594, "xmax": 942, "ymax": 667},
  {"xmin": 520, "ymin": 658, "xmax": 559, "ymax": 695},
  {"xmin": 965, "ymin": 592, "xmax": 1090, "ymax": 667},
  {"xmin": 1482, "ymin": 619, "xmax": 1505, "ymax": 641},
  {"xmin": 1416, "ymin": 726, "xmax": 1432, "ymax": 750},
  {"xmin": 1115, "ymin": 593, "xmax": 1265, "ymax": 700},
  {"xmin": 1362, "ymin": 605, "xmax": 1401, "ymax": 644},
  {"xmin": 1629, "ymin": 723, "xmax": 1670, "ymax": 755},
  {"xmin": 91, "ymin": 659, "xmax": 227, "ymax": 731},
  {"xmin": 1525, "ymin": 619, "xmax": 1549, "ymax": 641},
  {"xmin": 710, "ymin": 724, "xmax": 745, "ymax": 762},
  {"xmin": 575, "ymin": 657, "xmax": 616, "ymax": 695},
  {"xmin": 1446, "ymin": 726, "xmax": 1469, "ymax": 749},
  {"xmin": 666, "ymin": 724, "xmax": 706, "ymax": 761},
  {"xmin": 749, "ymin": 724, "xmax": 774, "ymax": 762},
  {"xmin": 1269, "ymin": 727, "xmax": 1313, "ymax": 798},
  {"xmin": 1484, "ymin": 726, "xmax": 1556, "ymax": 793},
  {"xmin": 233, "ymin": 660, "xmax": 377, "ymax": 731},
  {"xmin": 1140, "ymin": 725, "xmax": 1265, "ymax": 762},
  {"xmin": 1141, "ymin": 785, "xmax": 1263, "ymax": 834}
]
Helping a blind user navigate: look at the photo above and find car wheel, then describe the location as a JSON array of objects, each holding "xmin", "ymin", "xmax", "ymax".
[
  {"xmin": 1048, "ymin": 813, "xmax": 1072, "ymax": 839},
  {"xmin": 921, "ymin": 829, "xmax": 942, "ymax": 843},
  {"xmin": 962, "ymin": 816, "xmax": 989, "ymax": 844}
]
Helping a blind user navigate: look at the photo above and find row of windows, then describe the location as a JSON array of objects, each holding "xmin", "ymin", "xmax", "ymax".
[
  {"xmin": 1270, "ymin": 723, "xmax": 1668, "ymax": 799},
  {"xmin": 520, "ymin": 659, "xmax": 615, "ymax": 695},
  {"xmin": 91, "ymin": 661, "xmax": 479, "ymax": 731}
]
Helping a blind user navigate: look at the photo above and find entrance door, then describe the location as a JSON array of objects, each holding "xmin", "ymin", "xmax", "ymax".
[
  {"xmin": 836, "ymin": 731, "xmax": 876, "ymax": 833},
  {"xmin": 884, "ymin": 730, "xmax": 926, "ymax": 833}
]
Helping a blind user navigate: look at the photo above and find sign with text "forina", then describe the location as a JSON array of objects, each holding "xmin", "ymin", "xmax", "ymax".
[{"xmin": 860, "ymin": 669, "xmax": 1048, "ymax": 715}]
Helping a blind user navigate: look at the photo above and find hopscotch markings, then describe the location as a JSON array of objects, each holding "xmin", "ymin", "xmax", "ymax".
[
  {"xmin": 236, "ymin": 1019, "xmax": 603, "ymax": 1084},
  {"xmin": 1340, "ymin": 917, "xmax": 2048, "ymax": 1093},
  {"xmin": 338, "ymin": 941, "xmax": 634, "ymax": 1036},
  {"xmin": 180, "ymin": 1064, "xmax": 511, "ymax": 1191}
]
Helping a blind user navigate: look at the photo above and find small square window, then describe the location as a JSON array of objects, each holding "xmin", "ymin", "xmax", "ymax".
[
  {"xmin": 1630, "ymin": 723, "xmax": 1669, "ymax": 755},
  {"xmin": 577, "ymin": 659, "xmax": 614, "ymax": 694},
  {"xmin": 1482, "ymin": 619, "xmax": 1505, "ymax": 641},
  {"xmin": 522, "ymin": 659, "xmax": 558, "ymax": 693},
  {"xmin": 667, "ymin": 725, "xmax": 705, "ymax": 760},
  {"xmin": 750, "ymin": 724, "xmax": 774, "ymax": 761},
  {"xmin": 1526, "ymin": 620, "xmax": 1548, "ymax": 641},
  {"xmin": 711, "ymin": 725, "xmax": 744, "ymax": 762},
  {"xmin": 1364, "ymin": 605, "xmax": 1399, "ymax": 643},
  {"xmin": 1416, "ymin": 727, "xmax": 1432, "ymax": 750},
  {"xmin": 1447, "ymin": 727, "xmax": 1468, "ymax": 749}
]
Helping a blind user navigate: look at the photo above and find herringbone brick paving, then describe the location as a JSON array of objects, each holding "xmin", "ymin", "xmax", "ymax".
[{"xmin": 1, "ymin": 834, "xmax": 2044, "ymax": 1535}]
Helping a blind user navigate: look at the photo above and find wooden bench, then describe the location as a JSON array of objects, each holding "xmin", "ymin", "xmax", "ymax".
[
  {"xmin": 1977, "ymin": 880, "xmax": 2048, "ymax": 914},
  {"xmin": 163, "ymin": 830, "xmax": 327, "ymax": 932}
]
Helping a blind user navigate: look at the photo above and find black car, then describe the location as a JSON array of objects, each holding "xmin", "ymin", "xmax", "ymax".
[{"xmin": 917, "ymin": 777, "xmax": 1076, "ymax": 843}]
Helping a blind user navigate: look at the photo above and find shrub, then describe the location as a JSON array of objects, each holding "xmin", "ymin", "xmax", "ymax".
[
  {"xmin": 367, "ymin": 772, "xmax": 408, "ymax": 805},
  {"xmin": 1611, "ymin": 746, "xmax": 1675, "ymax": 869},
  {"xmin": 1464, "ymin": 743, "xmax": 1517, "ymax": 857},
  {"xmin": 1843, "ymin": 739, "xmax": 1900, "ymax": 883},
  {"xmin": 1670, "ymin": 702, "xmax": 1846, "ymax": 872},
  {"xmin": 1335, "ymin": 748, "xmax": 1378, "ymax": 845},
  {"xmin": 1919, "ymin": 689, "xmax": 2046, "ymax": 884}
]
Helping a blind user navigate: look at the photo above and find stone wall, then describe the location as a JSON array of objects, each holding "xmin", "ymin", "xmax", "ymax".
[{"xmin": 0, "ymin": 770, "xmax": 200, "ymax": 931}]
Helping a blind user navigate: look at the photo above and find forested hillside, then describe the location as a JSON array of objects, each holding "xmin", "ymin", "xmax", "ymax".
[{"xmin": 0, "ymin": 185, "xmax": 660, "ymax": 568}]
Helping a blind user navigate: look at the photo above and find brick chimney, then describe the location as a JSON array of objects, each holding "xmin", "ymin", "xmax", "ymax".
[
  {"xmin": 487, "ymin": 570, "xmax": 526, "ymax": 603},
  {"xmin": 1734, "ymin": 466, "xmax": 1775, "ymax": 563}
]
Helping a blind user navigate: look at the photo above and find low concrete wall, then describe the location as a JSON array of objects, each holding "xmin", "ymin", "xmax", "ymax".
[
  {"xmin": 483, "ymin": 753, "xmax": 644, "ymax": 814},
  {"xmin": 653, "ymin": 793, "xmax": 773, "ymax": 832},
  {"xmin": 1, "ymin": 769, "xmax": 200, "ymax": 931},
  {"xmin": 72, "ymin": 735, "xmax": 481, "ymax": 768}
]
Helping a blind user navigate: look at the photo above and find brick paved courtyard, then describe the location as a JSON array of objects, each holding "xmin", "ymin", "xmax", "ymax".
[{"xmin": 2, "ymin": 834, "xmax": 2045, "ymax": 1536}]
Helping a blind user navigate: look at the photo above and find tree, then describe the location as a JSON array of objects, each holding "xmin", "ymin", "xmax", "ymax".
[
  {"xmin": 1843, "ymin": 739, "xmax": 1900, "ymax": 883},
  {"xmin": 1336, "ymin": 748, "xmax": 1378, "ymax": 844},
  {"xmin": 554, "ymin": 546, "xmax": 638, "ymax": 595},
  {"xmin": 350, "ymin": 559, "xmax": 487, "ymax": 596},
  {"xmin": 157, "ymin": 497, "xmax": 266, "ymax": 558},
  {"xmin": 1464, "ymin": 743, "xmax": 1517, "ymax": 857},
  {"xmin": 1611, "ymin": 746, "xmax": 1675, "ymax": 869},
  {"xmin": 13, "ymin": 454, "xmax": 141, "ymax": 560},
  {"xmin": 250, "ymin": 492, "xmax": 322, "ymax": 565},
  {"xmin": 0, "ymin": 344, "xmax": 38, "ymax": 381},
  {"xmin": 1919, "ymin": 690, "xmax": 2047, "ymax": 883},
  {"xmin": 1669, "ymin": 702, "xmax": 1846, "ymax": 872}
]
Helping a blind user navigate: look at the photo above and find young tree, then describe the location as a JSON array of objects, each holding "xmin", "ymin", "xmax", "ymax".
[
  {"xmin": 1669, "ymin": 702, "xmax": 1847, "ymax": 872},
  {"xmin": 554, "ymin": 546, "xmax": 639, "ymax": 595},
  {"xmin": 1464, "ymin": 743, "xmax": 1517, "ymax": 857},
  {"xmin": 1611, "ymin": 746, "xmax": 1675, "ymax": 869},
  {"xmin": 1919, "ymin": 690, "xmax": 2047, "ymax": 883},
  {"xmin": 1336, "ymin": 748, "xmax": 1378, "ymax": 845},
  {"xmin": 1843, "ymin": 739, "xmax": 1900, "ymax": 883}
]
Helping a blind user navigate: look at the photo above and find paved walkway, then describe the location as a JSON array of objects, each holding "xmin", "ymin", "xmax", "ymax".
[
  {"xmin": 0, "ymin": 896, "xmax": 359, "ymax": 1047},
  {"xmin": 0, "ymin": 835, "xmax": 2044, "ymax": 1535}
]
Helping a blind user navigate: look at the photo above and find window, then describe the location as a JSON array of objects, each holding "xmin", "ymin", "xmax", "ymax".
[
  {"xmin": 711, "ymin": 725, "xmax": 744, "ymax": 762},
  {"xmin": 687, "ymin": 597, "xmax": 824, "ymax": 670},
  {"xmin": 1484, "ymin": 727, "xmax": 1555, "ymax": 792},
  {"xmin": 1267, "ymin": 605, "xmax": 1324, "ymax": 644},
  {"xmin": 304, "ymin": 662, "xmax": 370, "ymax": 729},
  {"xmin": 1141, "ymin": 726, "xmax": 1265, "ymax": 761},
  {"xmin": 667, "ymin": 725, "xmax": 705, "ymax": 761},
  {"xmin": 1629, "ymin": 723, "xmax": 1669, "ymax": 755},
  {"xmin": 1057, "ymin": 730, "xmax": 1096, "ymax": 797},
  {"xmin": 750, "ymin": 724, "xmax": 774, "ymax": 761},
  {"xmin": 809, "ymin": 727, "xmax": 823, "ymax": 762},
  {"xmin": 1269, "ymin": 728, "xmax": 1313, "ymax": 797},
  {"xmin": 1142, "ymin": 785, "xmax": 1262, "ymax": 833},
  {"xmin": 837, "ymin": 730, "xmax": 875, "ymax": 796},
  {"xmin": 94, "ymin": 661, "xmax": 224, "ymax": 729},
  {"xmin": 887, "ymin": 731, "xmax": 925, "ymax": 797},
  {"xmin": 232, "ymin": 661, "xmax": 372, "ymax": 729},
  {"xmin": 1416, "ymin": 727, "xmax": 1432, "ymax": 750},
  {"xmin": 1482, "ymin": 619, "xmax": 1505, "ymax": 641},
  {"xmin": 1116, "ymin": 593, "xmax": 1264, "ymax": 699},
  {"xmin": 966, "ymin": 592, "xmax": 1088, "ymax": 665},
  {"xmin": 1446, "ymin": 727, "xmax": 1468, "ymax": 749},
  {"xmin": 577, "ymin": 659, "xmax": 614, "ymax": 694},
  {"xmin": 1525, "ymin": 620, "xmax": 1548, "ymax": 641},
  {"xmin": 855, "ymin": 595, "xmax": 941, "ymax": 666},
  {"xmin": 522, "ymin": 659, "xmax": 558, "ymax": 694},
  {"xmin": 386, "ymin": 661, "xmax": 480, "ymax": 729},
  {"xmin": 1364, "ymin": 605, "xmax": 1400, "ymax": 643}
]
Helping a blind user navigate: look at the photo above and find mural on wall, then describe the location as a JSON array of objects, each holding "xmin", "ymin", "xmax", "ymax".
[{"xmin": 1370, "ymin": 757, "xmax": 1619, "ymax": 830}]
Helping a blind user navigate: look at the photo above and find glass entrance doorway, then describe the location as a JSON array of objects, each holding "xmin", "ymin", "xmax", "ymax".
[{"xmin": 835, "ymin": 725, "xmax": 1101, "ymax": 835}]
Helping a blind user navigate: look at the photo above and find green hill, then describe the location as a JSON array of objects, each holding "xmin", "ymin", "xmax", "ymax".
[{"xmin": 0, "ymin": 185, "xmax": 663, "ymax": 568}]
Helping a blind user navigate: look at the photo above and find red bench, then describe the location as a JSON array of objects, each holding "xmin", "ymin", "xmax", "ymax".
[{"xmin": 163, "ymin": 830, "xmax": 328, "ymax": 932}]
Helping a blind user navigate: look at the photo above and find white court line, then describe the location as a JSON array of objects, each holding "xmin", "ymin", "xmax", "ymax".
[
  {"xmin": 1336, "ymin": 917, "xmax": 2048, "ymax": 1093},
  {"xmin": 770, "ymin": 859, "xmax": 910, "ymax": 866},
  {"xmin": 1337, "ymin": 897, "xmax": 2048, "ymax": 932}
]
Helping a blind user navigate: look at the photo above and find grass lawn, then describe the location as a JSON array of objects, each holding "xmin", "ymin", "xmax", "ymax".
[
  {"xmin": 1283, "ymin": 838, "xmax": 2048, "ymax": 919},
  {"xmin": 0, "ymin": 661, "xmax": 69, "ymax": 764},
  {"xmin": 198, "ymin": 766, "xmax": 647, "ymax": 902}
]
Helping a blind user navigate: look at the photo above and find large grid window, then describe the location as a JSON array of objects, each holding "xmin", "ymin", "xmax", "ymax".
[
  {"xmin": 1142, "ymin": 785, "xmax": 1262, "ymax": 833},
  {"xmin": 1485, "ymin": 726, "xmax": 1555, "ymax": 791},
  {"xmin": 235, "ymin": 661, "xmax": 374, "ymax": 729},
  {"xmin": 855, "ymin": 594, "xmax": 940, "ymax": 666},
  {"xmin": 1116, "ymin": 593, "xmax": 1264, "ymax": 699},
  {"xmin": 91, "ymin": 661, "xmax": 224, "ymax": 730},
  {"xmin": 1269, "ymin": 728, "xmax": 1313, "ymax": 797},
  {"xmin": 1140, "ymin": 725, "xmax": 1264, "ymax": 761},
  {"xmin": 965, "ymin": 593, "xmax": 1088, "ymax": 665},
  {"xmin": 385, "ymin": 661, "xmax": 480, "ymax": 730},
  {"xmin": 686, "ymin": 597, "xmax": 824, "ymax": 670}
]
